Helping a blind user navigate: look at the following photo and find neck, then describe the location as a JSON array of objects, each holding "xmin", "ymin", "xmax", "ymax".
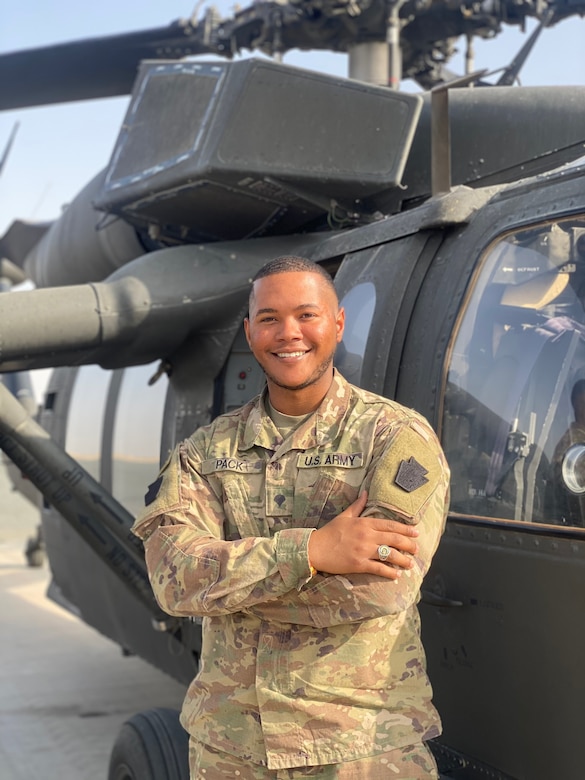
[{"xmin": 267, "ymin": 372, "xmax": 334, "ymax": 416}]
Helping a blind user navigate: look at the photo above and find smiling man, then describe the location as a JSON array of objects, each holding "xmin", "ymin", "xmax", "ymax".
[
  {"xmin": 243, "ymin": 259, "xmax": 344, "ymax": 411},
  {"xmin": 132, "ymin": 256, "xmax": 450, "ymax": 779}
]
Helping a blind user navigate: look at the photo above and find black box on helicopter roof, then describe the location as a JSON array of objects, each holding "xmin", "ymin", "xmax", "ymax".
[{"xmin": 94, "ymin": 58, "xmax": 421, "ymax": 242}]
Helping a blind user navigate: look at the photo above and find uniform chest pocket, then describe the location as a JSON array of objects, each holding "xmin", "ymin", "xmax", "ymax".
[
  {"xmin": 200, "ymin": 452, "xmax": 268, "ymax": 540},
  {"xmin": 293, "ymin": 469, "xmax": 364, "ymax": 529},
  {"xmin": 219, "ymin": 475, "xmax": 270, "ymax": 539}
]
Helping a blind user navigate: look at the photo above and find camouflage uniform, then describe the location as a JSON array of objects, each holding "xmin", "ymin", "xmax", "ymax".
[
  {"xmin": 132, "ymin": 371, "xmax": 450, "ymax": 772},
  {"xmin": 188, "ymin": 739, "xmax": 439, "ymax": 778}
]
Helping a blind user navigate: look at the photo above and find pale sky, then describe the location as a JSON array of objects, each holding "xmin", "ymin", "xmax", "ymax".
[{"xmin": 1, "ymin": 1, "xmax": 584, "ymax": 235}]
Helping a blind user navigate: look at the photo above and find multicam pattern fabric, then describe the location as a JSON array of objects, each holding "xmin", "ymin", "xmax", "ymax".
[
  {"xmin": 132, "ymin": 371, "xmax": 450, "ymax": 771},
  {"xmin": 189, "ymin": 739, "xmax": 439, "ymax": 778}
]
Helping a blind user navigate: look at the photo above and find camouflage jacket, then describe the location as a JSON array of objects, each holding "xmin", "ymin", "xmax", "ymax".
[{"xmin": 132, "ymin": 371, "xmax": 450, "ymax": 770}]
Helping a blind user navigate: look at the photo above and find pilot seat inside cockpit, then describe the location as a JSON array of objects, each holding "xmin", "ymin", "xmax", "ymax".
[{"xmin": 443, "ymin": 219, "xmax": 585, "ymax": 527}]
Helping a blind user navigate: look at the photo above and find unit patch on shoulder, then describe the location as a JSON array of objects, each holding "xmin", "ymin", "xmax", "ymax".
[
  {"xmin": 144, "ymin": 476, "xmax": 163, "ymax": 506},
  {"xmin": 394, "ymin": 457, "xmax": 429, "ymax": 493}
]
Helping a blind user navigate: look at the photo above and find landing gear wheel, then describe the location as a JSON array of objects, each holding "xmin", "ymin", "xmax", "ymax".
[{"xmin": 108, "ymin": 707, "xmax": 189, "ymax": 780}]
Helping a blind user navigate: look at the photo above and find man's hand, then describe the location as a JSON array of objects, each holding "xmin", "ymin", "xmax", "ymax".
[{"xmin": 307, "ymin": 491, "xmax": 418, "ymax": 580}]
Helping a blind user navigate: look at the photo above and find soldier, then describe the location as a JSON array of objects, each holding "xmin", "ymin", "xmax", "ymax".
[{"xmin": 132, "ymin": 256, "xmax": 450, "ymax": 779}]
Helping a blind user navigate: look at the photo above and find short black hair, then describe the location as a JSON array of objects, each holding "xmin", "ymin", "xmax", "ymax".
[{"xmin": 251, "ymin": 255, "xmax": 337, "ymax": 300}]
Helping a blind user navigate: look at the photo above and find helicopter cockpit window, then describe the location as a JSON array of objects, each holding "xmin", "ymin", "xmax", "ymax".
[
  {"xmin": 443, "ymin": 219, "xmax": 585, "ymax": 526},
  {"xmin": 65, "ymin": 365, "xmax": 111, "ymax": 482},
  {"xmin": 111, "ymin": 363, "xmax": 168, "ymax": 516},
  {"xmin": 335, "ymin": 282, "xmax": 376, "ymax": 386}
]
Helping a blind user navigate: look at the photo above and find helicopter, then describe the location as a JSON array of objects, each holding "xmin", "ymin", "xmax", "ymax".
[{"xmin": 2, "ymin": 1, "xmax": 585, "ymax": 778}]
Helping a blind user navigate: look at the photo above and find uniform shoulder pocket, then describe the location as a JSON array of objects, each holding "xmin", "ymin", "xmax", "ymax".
[{"xmin": 132, "ymin": 445, "xmax": 191, "ymax": 536}]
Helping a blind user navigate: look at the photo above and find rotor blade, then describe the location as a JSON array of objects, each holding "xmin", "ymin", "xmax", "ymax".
[
  {"xmin": 0, "ymin": 219, "xmax": 52, "ymax": 267},
  {"xmin": 496, "ymin": 9, "xmax": 553, "ymax": 86},
  {"xmin": 0, "ymin": 22, "xmax": 219, "ymax": 111}
]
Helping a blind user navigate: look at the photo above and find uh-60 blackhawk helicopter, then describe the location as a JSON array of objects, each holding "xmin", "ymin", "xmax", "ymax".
[{"xmin": 1, "ymin": 1, "xmax": 585, "ymax": 778}]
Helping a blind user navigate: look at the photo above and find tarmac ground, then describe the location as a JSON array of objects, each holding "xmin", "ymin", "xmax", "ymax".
[{"xmin": 0, "ymin": 463, "xmax": 186, "ymax": 780}]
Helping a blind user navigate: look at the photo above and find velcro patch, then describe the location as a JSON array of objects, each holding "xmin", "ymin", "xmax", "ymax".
[
  {"xmin": 297, "ymin": 452, "xmax": 364, "ymax": 469},
  {"xmin": 133, "ymin": 446, "xmax": 187, "ymax": 533},
  {"xmin": 368, "ymin": 423, "xmax": 441, "ymax": 521},
  {"xmin": 144, "ymin": 476, "xmax": 163, "ymax": 506},
  {"xmin": 201, "ymin": 457, "xmax": 264, "ymax": 475}
]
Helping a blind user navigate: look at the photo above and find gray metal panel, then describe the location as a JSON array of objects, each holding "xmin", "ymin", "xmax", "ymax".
[
  {"xmin": 401, "ymin": 86, "xmax": 585, "ymax": 205},
  {"xmin": 96, "ymin": 59, "xmax": 422, "ymax": 240},
  {"xmin": 422, "ymin": 519, "xmax": 585, "ymax": 780}
]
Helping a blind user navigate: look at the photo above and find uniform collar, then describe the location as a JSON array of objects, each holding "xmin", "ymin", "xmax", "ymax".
[{"xmin": 241, "ymin": 370, "xmax": 352, "ymax": 454}]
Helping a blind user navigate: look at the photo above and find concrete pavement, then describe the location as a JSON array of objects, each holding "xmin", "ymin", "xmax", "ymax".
[{"xmin": 0, "ymin": 465, "xmax": 186, "ymax": 780}]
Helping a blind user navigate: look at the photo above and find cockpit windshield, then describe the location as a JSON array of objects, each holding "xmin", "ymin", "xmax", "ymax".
[{"xmin": 443, "ymin": 218, "xmax": 585, "ymax": 526}]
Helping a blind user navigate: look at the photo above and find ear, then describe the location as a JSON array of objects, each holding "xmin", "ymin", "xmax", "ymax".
[
  {"xmin": 243, "ymin": 317, "xmax": 251, "ymax": 347},
  {"xmin": 335, "ymin": 307, "xmax": 345, "ymax": 343}
]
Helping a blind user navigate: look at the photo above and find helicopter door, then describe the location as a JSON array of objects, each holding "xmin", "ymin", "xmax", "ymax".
[
  {"xmin": 443, "ymin": 219, "xmax": 585, "ymax": 525},
  {"xmin": 423, "ymin": 216, "xmax": 585, "ymax": 779}
]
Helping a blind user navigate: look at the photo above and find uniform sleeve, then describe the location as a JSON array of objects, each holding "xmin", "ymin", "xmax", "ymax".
[
  {"xmin": 244, "ymin": 417, "xmax": 450, "ymax": 627},
  {"xmin": 132, "ymin": 439, "xmax": 315, "ymax": 618}
]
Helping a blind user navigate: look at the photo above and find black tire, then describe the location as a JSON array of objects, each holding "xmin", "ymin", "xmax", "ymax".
[{"xmin": 108, "ymin": 707, "xmax": 190, "ymax": 780}]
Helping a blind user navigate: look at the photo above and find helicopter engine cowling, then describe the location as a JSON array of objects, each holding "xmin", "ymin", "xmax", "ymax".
[{"xmin": 22, "ymin": 169, "xmax": 146, "ymax": 288}]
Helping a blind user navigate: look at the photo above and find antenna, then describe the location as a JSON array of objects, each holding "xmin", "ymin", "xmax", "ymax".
[{"xmin": 0, "ymin": 122, "xmax": 19, "ymax": 177}]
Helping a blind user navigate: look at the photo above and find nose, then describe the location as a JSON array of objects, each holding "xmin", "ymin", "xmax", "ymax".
[{"xmin": 278, "ymin": 316, "xmax": 302, "ymax": 341}]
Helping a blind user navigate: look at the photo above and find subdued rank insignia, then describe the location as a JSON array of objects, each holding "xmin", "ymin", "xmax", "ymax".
[
  {"xmin": 394, "ymin": 457, "xmax": 429, "ymax": 492},
  {"xmin": 144, "ymin": 476, "xmax": 163, "ymax": 506}
]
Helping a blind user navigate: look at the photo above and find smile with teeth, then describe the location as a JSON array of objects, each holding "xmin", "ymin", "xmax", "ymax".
[{"xmin": 275, "ymin": 351, "xmax": 308, "ymax": 358}]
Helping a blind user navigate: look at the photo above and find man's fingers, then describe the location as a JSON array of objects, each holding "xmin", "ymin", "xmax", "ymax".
[
  {"xmin": 363, "ymin": 560, "xmax": 403, "ymax": 580},
  {"xmin": 373, "ymin": 531, "xmax": 418, "ymax": 558},
  {"xmin": 367, "ymin": 516, "xmax": 419, "ymax": 536},
  {"xmin": 364, "ymin": 518, "xmax": 419, "ymax": 557},
  {"xmin": 374, "ymin": 545, "xmax": 415, "ymax": 570},
  {"xmin": 309, "ymin": 494, "xmax": 421, "ymax": 575},
  {"xmin": 366, "ymin": 543, "xmax": 417, "ymax": 576},
  {"xmin": 346, "ymin": 490, "xmax": 368, "ymax": 515}
]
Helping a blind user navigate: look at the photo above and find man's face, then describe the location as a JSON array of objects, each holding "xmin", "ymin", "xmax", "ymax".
[{"xmin": 244, "ymin": 271, "xmax": 344, "ymax": 401}]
